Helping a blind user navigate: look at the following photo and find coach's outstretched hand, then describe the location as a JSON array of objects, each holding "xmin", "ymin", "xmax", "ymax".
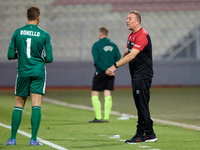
[{"xmin": 106, "ymin": 65, "xmax": 116, "ymax": 76}]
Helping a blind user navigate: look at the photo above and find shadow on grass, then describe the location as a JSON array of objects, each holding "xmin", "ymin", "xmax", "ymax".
[
  {"xmin": 51, "ymin": 122, "xmax": 90, "ymax": 125},
  {"xmin": 69, "ymin": 143, "xmax": 124, "ymax": 149},
  {"xmin": 44, "ymin": 138, "xmax": 125, "ymax": 149},
  {"xmin": 42, "ymin": 119, "xmax": 111, "ymax": 125}
]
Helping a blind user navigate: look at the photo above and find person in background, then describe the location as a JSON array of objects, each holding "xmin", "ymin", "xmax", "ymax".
[{"xmin": 89, "ymin": 27, "xmax": 121, "ymax": 123}]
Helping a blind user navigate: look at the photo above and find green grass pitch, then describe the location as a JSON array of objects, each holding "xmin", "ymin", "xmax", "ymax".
[{"xmin": 0, "ymin": 87, "xmax": 200, "ymax": 150}]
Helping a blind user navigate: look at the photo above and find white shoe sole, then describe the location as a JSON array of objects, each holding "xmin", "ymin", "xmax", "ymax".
[{"xmin": 145, "ymin": 138, "xmax": 157, "ymax": 142}]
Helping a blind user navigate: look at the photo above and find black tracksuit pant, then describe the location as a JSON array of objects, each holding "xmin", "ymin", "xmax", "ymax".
[{"xmin": 131, "ymin": 78, "xmax": 154, "ymax": 136}]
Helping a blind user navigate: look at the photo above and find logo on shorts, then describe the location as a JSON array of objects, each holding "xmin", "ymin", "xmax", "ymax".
[{"xmin": 136, "ymin": 90, "xmax": 140, "ymax": 94}]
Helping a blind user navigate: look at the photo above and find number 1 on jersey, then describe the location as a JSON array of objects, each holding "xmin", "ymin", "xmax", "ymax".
[{"xmin": 26, "ymin": 38, "xmax": 31, "ymax": 58}]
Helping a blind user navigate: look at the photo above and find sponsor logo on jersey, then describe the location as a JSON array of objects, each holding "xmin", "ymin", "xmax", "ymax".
[
  {"xmin": 134, "ymin": 44, "xmax": 141, "ymax": 48},
  {"xmin": 103, "ymin": 46, "xmax": 113, "ymax": 52},
  {"xmin": 20, "ymin": 30, "xmax": 40, "ymax": 37}
]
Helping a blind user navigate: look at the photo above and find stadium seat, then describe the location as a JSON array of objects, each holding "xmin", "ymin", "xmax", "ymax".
[{"xmin": 1, "ymin": 0, "xmax": 200, "ymax": 61}]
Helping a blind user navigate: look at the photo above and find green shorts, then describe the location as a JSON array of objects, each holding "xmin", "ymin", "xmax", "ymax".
[{"xmin": 15, "ymin": 74, "xmax": 46, "ymax": 97}]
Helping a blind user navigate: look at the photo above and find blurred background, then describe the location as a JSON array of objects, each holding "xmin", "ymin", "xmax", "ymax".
[{"xmin": 0, "ymin": 0, "xmax": 200, "ymax": 87}]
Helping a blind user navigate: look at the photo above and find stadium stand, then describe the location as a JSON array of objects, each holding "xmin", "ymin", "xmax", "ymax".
[
  {"xmin": 53, "ymin": 0, "xmax": 200, "ymax": 12},
  {"xmin": 0, "ymin": 0, "xmax": 200, "ymax": 61}
]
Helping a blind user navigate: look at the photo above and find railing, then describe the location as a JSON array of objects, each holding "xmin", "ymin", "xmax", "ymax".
[{"xmin": 163, "ymin": 25, "xmax": 200, "ymax": 60}]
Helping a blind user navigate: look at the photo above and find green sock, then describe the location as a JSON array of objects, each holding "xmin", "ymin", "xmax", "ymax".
[
  {"xmin": 91, "ymin": 96, "xmax": 102, "ymax": 120},
  {"xmin": 10, "ymin": 107, "xmax": 23, "ymax": 140},
  {"xmin": 104, "ymin": 96, "xmax": 112, "ymax": 120},
  {"xmin": 31, "ymin": 106, "xmax": 41, "ymax": 141}
]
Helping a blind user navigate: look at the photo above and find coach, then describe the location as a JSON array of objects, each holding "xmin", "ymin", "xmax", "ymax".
[{"xmin": 106, "ymin": 10, "xmax": 157, "ymax": 143}]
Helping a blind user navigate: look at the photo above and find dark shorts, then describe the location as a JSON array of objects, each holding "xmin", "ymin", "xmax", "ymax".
[
  {"xmin": 15, "ymin": 74, "xmax": 46, "ymax": 97},
  {"xmin": 92, "ymin": 72, "xmax": 115, "ymax": 91}
]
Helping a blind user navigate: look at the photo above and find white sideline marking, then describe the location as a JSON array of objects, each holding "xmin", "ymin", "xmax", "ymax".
[
  {"xmin": 0, "ymin": 123, "xmax": 68, "ymax": 150},
  {"xmin": 127, "ymin": 142, "xmax": 138, "ymax": 145},
  {"xmin": 23, "ymin": 110, "xmax": 44, "ymax": 118},
  {"xmin": 23, "ymin": 110, "xmax": 31, "ymax": 115},
  {"xmin": 43, "ymin": 97, "xmax": 200, "ymax": 131},
  {"xmin": 118, "ymin": 140, "xmax": 126, "ymax": 142},
  {"xmin": 151, "ymin": 118, "xmax": 200, "ymax": 131},
  {"xmin": 139, "ymin": 145, "xmax": 151, "ymax": 148}
]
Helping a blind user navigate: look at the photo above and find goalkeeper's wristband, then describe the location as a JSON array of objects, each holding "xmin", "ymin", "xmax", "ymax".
[{"xmin": 114, "ymin": 63, "xmax": 118, "ymax": 68}]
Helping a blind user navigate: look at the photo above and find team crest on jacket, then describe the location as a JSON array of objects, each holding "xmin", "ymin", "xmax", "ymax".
[{"xmin": 103, "ymin": 46, "xmax": 113, "ymax": 52}]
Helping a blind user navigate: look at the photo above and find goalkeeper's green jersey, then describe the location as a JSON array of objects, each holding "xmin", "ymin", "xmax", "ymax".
[
  {"xmin": 8, "ymin": 24, "xmax": 53, "ymax": 77},
  {"xmin": 91, "ymin": 37, "xmax": 121, "ymax": 73}
]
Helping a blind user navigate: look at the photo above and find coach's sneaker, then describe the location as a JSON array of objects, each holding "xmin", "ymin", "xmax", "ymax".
[
  {"xmin": 4, "ymin": 139, "xmax": 16, "ymax": 145},
  {"xmin": 88, "ymin": 118, "xmax": 102, "ymax": 123},
  {"xmin": 29, "ymin": 139, "xmax": 43, "ymax": 146},
  {"xmin": 144, "ymin": 133, "xmax": 157, "ymax": 142},
  {"xmin": 125, "ymin": 134, "xmax": 145, "ymax": 143}
]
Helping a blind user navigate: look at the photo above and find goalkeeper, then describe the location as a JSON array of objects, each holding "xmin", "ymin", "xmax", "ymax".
[{"xmin": 4, "ymin": 6, "xmax": 53, "ymax": 146}]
